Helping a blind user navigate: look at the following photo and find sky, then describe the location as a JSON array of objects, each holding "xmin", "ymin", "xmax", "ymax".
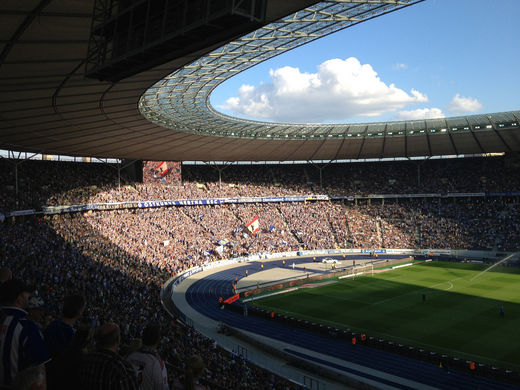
[{"xmin": 209, "ymin": 0, "xmax": 520, "ymax": 124}]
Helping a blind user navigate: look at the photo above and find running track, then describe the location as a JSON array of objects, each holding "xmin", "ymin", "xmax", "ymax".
[{"xmin": 183, "ymin": 255, "xmax": 519, "ymax": 390}]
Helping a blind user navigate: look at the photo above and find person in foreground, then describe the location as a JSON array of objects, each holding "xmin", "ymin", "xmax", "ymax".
[
  {"xmin": 0, "ymin": 279, "xmax": 50, "ymax": 388},
  {"xmin": 79, "ymin": 322, "xmax": 138, "ymax": 390},
  {"xmin": 128, "ymin": 323, "xmax": 169, "ymax": 390}
]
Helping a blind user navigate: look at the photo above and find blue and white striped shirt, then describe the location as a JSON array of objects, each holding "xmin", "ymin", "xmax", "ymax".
[{"xmin": 0, "ymin": 307, "xmax": 51, "ymax": 386}]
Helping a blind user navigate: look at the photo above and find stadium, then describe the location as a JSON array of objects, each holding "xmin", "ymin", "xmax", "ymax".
[{"xmin": 1, "ymin": 0, "xmax": 519, "ymax": 389}]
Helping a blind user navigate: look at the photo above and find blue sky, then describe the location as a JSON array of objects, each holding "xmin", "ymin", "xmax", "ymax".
[{"xmin": 210, "ymin": 0, "xmax": 519, "ymax": 124}]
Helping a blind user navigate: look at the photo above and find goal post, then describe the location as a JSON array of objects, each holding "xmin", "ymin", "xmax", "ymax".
[
  {"xmin": 354, "ymin": 263, "xmax": 373, "ymax": 278},
  {"xmin": 339, "ymin": 262, "xmax": 374, "ymax": 280}
]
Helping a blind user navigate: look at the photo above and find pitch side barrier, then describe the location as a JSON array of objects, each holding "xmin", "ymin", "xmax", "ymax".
[
  {"xmin": 3, "ymin": 191, "xmax": 519, "ymax": 218},
  {"xmin": 239, "ymin": 257, "xmax": 414, "ymax": 300}
]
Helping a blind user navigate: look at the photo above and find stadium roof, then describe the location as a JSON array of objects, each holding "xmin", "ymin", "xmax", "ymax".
[{"xmin": 1, "ymin": 0, "xmax": 519, "ymax": 162}]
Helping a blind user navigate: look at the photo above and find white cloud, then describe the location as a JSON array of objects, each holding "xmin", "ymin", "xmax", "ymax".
[
  {"xmin": 397, "ymin": 108, "xmax": 445, "ymax": 120},
  {"xmin": 393, "ymin": 63, "xmax": 408, "ymax": 71},
  {"xmin": 447, "ymin": 94, "xmax": 483, "ymax": 114},
  {"xmin": 219, "ymin": 57, "xmax": 428, "ymax": 123}
]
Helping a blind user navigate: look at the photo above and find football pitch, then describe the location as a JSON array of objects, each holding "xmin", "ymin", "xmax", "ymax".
[{"xmin": 249, "ymin": 261, "xmax": 520, "ymax": 370}]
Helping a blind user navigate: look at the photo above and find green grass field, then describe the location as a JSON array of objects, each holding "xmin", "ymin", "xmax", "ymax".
[{"xmin": 249, "ymin": 261, "xmax": 520, "ymax": 369}]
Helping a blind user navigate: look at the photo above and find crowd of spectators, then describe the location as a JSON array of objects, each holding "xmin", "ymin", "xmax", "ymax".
[
  {"xmin": 0, "ymin": 215, "xmax": 304, "ymax": 389},
  {"xmin": 0, "ymin": 159, "xmax": 118, "ymax": 211},
  {"xmin": 1, "ymin": 155, "xmax": 519, "ymax": 388},
  {"xmin": 2, "ymin": 156, "xmax": 520, "ymax": 212},
  {"xmin": 321, "ymin": 157, "xmax": 520, "ymax": 196}
]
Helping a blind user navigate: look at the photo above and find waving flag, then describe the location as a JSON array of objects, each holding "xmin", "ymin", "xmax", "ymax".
[
  {"xmin": 154, "ymin": 161, "xmax": 169, "ymax": 177},
  {"xmin": 215, "ymin": 245, "xmax": 224, "ymax": 256},
  {"xmin": 246, "ymin": 217, "xmax": 259, "ymax": 235}
]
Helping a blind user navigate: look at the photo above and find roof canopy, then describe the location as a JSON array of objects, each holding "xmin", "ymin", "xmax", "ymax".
[{"xmin": 1, "ymin": 0, "xmax": 519, "ymax": 161}]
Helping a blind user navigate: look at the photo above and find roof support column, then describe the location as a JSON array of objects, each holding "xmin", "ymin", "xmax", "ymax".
[
  {"xmin": 408, "ymin": 157, "xmax": 430, "ymax": 188},
  {"xmin": 94, "ymin": 158, "xmax": 136, "ymax": 190},
  {"xmin": 309, "ymin": 160, "xmax": 333, "ymax": 189},
  {"xmin": 1, "ymin": 151, "xmax": 40, "ymax": 208},
  {"xmin": 206, "ymin": 161, "xmax": 233, "ymax": 189}
]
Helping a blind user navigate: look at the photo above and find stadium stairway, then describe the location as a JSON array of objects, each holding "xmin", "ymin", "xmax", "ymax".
[{"xmin": 180, "ymin": 258, "xmax": 519, "ymax": 390}]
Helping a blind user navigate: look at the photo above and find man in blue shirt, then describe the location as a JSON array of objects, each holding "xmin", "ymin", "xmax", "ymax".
[
  {"xmin": 0, "ymin": 279, "xmax": 51, "ymax": 387},
  {"xmin": 44, "ymin": 293, "xmax": 85, "ymax": 358}
]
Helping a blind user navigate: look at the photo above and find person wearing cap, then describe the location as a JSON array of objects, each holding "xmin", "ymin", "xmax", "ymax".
[
  {"xmin": 0, "ymin": 278, "xmax": 51, "ymax": 388},
  {"xmin": 127, "ymin": 324, "xmax": 169, "ymax": 390}
]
